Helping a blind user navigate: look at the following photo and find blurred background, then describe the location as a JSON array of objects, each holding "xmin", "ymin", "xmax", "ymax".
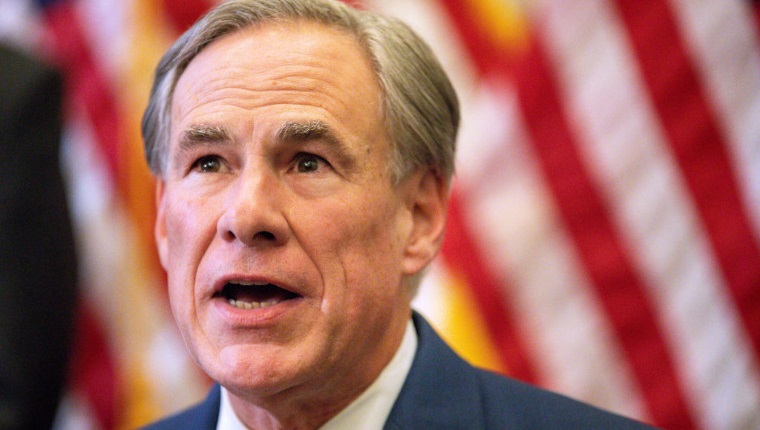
[{"xmin": 0, "ymin": 0, "xmax": 758, "ymax": 429}]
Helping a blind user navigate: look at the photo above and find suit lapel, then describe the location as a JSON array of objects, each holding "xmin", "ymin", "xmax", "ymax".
[
  {"xmin": 384, "ymin": 312, "xmax": 486, "ymax": 429},
  {"xmin": 181, "ymin": 384, "xmax": 221, "ymax": 430}
]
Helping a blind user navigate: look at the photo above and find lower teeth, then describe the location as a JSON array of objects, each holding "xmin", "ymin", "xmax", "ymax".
[{"xmin": 228, "ymin": 299, "xmax": 277, "ymax": 309}]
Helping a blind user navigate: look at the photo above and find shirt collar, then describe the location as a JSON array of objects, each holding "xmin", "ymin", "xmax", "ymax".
[{"xmin": 216, "ymin": 319, "xmax": 418, "ymax": 430}]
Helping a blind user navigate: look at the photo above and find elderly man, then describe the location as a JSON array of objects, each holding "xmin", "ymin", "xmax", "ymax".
[{"xmin": 141, "ymin": 0, "xmax": 655, "ymax": 428}]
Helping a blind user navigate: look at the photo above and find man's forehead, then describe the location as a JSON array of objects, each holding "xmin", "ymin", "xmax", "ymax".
[
  {"xmin": 171, "ymin": 20, "xmax": 377, "ymax": 108},
  {"xmin": 167, "ymin": 18, "xmax": 387, "ymax": 166},
  {"xmin": 186, "ymin": 19, "xmax": 365, "ymax": 71}
]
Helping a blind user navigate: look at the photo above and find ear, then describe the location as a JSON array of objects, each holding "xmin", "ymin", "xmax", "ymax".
[
  {"xmin": 155, "ymin": 179, "xmax": 169, "ymax": 270},
  {"xmin": 402, "ymin": 169, "xmax": 450, "ymax": 277}
]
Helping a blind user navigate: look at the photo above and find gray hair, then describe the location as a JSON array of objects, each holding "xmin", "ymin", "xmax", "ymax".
[{"xmin": 141, "ymin": 0, "xmax": 459, "ymax": 183}]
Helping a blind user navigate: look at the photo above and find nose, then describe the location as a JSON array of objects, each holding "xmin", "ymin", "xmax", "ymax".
[{"xmin": 217, "ymin": 167, "xmax": 289, "ymax": 248}]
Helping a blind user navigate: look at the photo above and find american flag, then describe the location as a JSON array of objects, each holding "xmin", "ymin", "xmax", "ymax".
[{"xmin": 0, "ymin": 0, "xmax": 757, "ymax": 428}]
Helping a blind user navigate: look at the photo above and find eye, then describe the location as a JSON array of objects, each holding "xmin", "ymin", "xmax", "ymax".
[
  {"xmin": 295, "ymin": 153, "xmax": 328, "ymax": 173},
  {"xmin": 192, "ymin": 155, "xmax": 224, "ymax": 173}
]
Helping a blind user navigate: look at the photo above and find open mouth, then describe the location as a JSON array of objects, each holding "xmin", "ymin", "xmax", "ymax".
[{"xmin": 215, "ymin": 281, "xmax": 300, "ymax": 310}]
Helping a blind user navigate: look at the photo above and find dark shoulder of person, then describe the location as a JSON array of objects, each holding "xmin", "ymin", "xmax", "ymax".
[
  {"xmin": 0, "ymin": 43, "xmax": 78, "ymax": 430},
  {"xmin": 475, "ymin": 367, "xmax": 658, "ymax": 429}
]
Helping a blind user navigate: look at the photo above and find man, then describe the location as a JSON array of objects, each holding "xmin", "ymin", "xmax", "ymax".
[{"xmin": 141, "ymin": 0, "xmax": 655, "ymax": 428}]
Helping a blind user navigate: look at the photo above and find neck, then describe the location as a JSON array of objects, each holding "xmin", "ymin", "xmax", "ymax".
[
  {"xmin": 225, "ymin": 314, "xmax": 410, "ymax": 430},
  {"xmin": 228, "ymin": 393, "xmax": 351, "ymax": 430}
]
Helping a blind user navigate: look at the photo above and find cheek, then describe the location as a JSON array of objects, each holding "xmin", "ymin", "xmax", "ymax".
[
  {"xmin": 164, "ymin": 193, "xmax": 216, "ymax": 255},
  {"xmin": 162, "ymin": 195, "xmax": 218, "ymax": 298},
  {"xmin": 162, "ymin": 199, "xmax": 218, "ymax": 349},
  {"xmin": 163, "ymin": 207, "xmax": 196, "ymax": 312},
  {"xmin": 316, "ymin": 194, "xmax": 408, "ymax": 293}
]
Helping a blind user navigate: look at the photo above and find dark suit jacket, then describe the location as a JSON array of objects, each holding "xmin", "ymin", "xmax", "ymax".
[
  {"xmin": 0, "ymin": 44, "xmax": 78, "ymax": 430},
  {"xmin": 143, "ymin": 313, "xmax": 656, "ymax": 429}
]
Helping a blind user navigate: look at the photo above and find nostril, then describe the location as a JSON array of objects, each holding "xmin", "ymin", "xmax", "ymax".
[
  {"xmin": 253, "ymin": 231, "xmax": 276, "ymax": 241},
  {"xmin": 223, "ymin": 230, "xmax": 237, "ymax": 241},
  {"xmin": 217, "ymin": 201, "xmax": 284, "ymax": 245}
]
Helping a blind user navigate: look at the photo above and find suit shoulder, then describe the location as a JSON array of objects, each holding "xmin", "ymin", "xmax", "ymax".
[
  {"xmin": 394, "ymin": 314, "xmax": 658, "ymax": 429},
  {"xmin": 473, "ymin": 368, "xmax": 657, "ymax": 429},
  {"xmin": 141, "ymin": 385, "xmax": 220, "ymax": 430},
  {"xmin": 0, "ymin": 45, "xmax": 61, "ymax": 116}
]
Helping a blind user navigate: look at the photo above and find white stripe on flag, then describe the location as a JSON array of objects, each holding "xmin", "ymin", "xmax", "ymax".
[
  {"xmin": 537, "ymin": 0, "xmax": 760, "ymax": 428},
  {"xmin": 667, "ymin": 0, "xmax": 760, "ymax": 244},
  {"xmin": 76, "ymin": 0, "xmax": 130, "ymax": 81}
]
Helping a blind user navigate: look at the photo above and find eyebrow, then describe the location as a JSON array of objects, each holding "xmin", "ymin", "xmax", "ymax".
[
  {"xmin": 179, "ymin": 121, "xmax": 339, "ymax": 147},
  {"xmin": 172, "ymin": 120, "xmax": 353, "ymax": 170},
  {"xmin": 275, "ymin": 120, "xmax": 340, "ymax": 146},
  {"xmin": 179, "ymin": 124, "xmax": 232, "ymax": 150}
]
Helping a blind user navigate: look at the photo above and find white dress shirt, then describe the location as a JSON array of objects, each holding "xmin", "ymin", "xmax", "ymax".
[{"xmin": 216, "ymin": 320, "xmax": 418, "ymax": 430}]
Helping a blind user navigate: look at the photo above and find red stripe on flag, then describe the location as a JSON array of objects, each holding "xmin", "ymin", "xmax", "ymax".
[
  {"xmin": 441, "ymin": 190, "xmax": 538, "ymax": 383},
  {"xmin": 160, "ymin": 0, "xmax": 214, "ymax": 33},
  {"xmin": 68, "ymin": 301, "xmax": 120, "ymax": 430},
  {"xmin": 613, "ymin": 0, "xmax": 760, "ymax": 362},
  {"xmin": 43, "ymin": 3, "xmax": 124, "ymax": 187},
  {"xmin": 512, "ymin": 33, "xmax": 697, "ymax": 429}
]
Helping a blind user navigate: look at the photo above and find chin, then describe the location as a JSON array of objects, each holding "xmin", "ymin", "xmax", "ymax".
[{"xmin": 208, "ymin": 343, "xmax": 305, "ymax": 397}]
